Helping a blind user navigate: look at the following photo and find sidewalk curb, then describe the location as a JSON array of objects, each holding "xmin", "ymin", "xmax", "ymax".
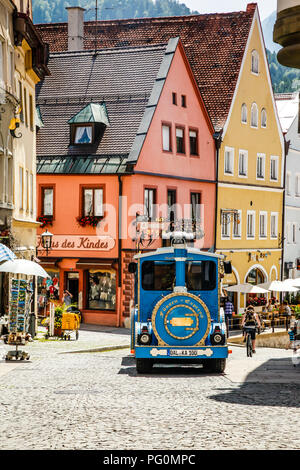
[{"xmin": 58, "ymin": 344, "xmax": 130, "ymax": 355}]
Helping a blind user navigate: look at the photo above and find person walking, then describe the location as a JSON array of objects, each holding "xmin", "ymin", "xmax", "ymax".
[
  {"xmin": 62, "ymin": 289, "xmax": 73, "ymax": 308},
  {"xmin": 224, "ymin": 296, "xmax": 234, "ymax": 331}
]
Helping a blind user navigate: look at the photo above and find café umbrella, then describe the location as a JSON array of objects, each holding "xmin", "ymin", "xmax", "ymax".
[
  {"xmin": 224, "ymin": 283, "xmax": 268, "ymax": 294},
  {"xmin": 284, "ymin": 278, "xmax": 300, "ymax": 288},
  {"xmin": 257, "ymin": 280, "xmax": 299, "ymax": 292},
  {"xmin": 0, "ymin": 259, "xmax": 50, "ymax": 278}
]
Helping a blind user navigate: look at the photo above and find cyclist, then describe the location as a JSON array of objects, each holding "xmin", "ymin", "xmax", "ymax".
[{"xmin": 241, "ymin": 305, "xmax": 261, "ymax": 354}]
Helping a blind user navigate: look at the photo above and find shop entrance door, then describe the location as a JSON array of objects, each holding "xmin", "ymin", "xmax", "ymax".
[{"xmin": 66, "ymin": 272, "xmax": 79, "ymax": 305}]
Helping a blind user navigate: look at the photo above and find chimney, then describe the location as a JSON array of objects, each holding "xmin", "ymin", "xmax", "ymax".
[
  {"xmin": 66, "ymin": 6, "xmax": 85, "ymax": 51},
  {"xmin": 246, "ymin": 3, "xmax": 257, "ymax": 14}
]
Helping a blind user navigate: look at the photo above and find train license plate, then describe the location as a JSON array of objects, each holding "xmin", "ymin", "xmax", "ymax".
[{"xmin": 168, "ymin": 349, "xmax": 198, "ymax": 357}]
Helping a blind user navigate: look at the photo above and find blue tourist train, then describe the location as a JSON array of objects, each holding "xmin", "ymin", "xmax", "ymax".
[{"xmin": 129, "ymin": 233, "xmax": 232, "ymax": 374}]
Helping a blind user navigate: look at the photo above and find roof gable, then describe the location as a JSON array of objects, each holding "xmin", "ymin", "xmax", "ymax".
[
  {"xmin": 36, "ymin": 8, "xmax": 256, "ymax": 130},
  {"xmin": 36, "ymin": 44, "xmax": 167, "ymax": 161}
]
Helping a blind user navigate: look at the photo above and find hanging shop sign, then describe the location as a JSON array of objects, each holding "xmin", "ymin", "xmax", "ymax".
[{"xmin": 37, "ymin": 235, "xmax": 115, "ymax": 252}]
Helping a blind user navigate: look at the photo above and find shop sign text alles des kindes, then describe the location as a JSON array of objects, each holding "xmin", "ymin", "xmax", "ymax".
[{"xmin": 37, "ymin": 235, "xmax": 115, "ymax": 251}]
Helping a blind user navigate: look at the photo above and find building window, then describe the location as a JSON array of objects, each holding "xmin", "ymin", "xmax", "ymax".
[
  {"xmin": 224, "ymin": 147, "xmax": 234, "ymax": 175},
  {"xmin": 144, "ymin": 188, "xmax": 156, "ymax": 220},
  {"xmin": 270, "ymin": 213, "xmax": 278, "ymax": 239},
  {"xmin": 24, "ymin": 87, "xmax": 28, "ymax": 127},
  {"xmin": 176, "ymin": 127, "xmax": 185, "ymax": 154},
  {"xmin": 19, "ymin": 167, "xmax": 23, "ymax": 210},
  {"xmin": 172, "ymin": 92, "xmax": 177, "ymax": 105},
  {"xmin": 221, "ymin": 212, "xmax": 230, "ymax": 239},
  {"xmin": 30, "ymin": 173, "xmax": 33, "ymax": 215},
  {"xmin": 238, "ymin": 150, "xmax": 248, "ymax": 177},
  {"xmin": 0, "ymin": 42, "xmax": 3, "ymax": 84},
  {"xmin": 247, "ymin": 211, "xmax": 255, "ymax": 239},
  {"xmin": 83, "ymin": 188, "xmax": 103, "ymax": 217},
  {"xmin": 257, "ymin": 154, "xmax": 265, "ymax": 179},
  {"xmin": 261, "ymin": 108, "xmax": 267, "ymax": 128},
  {"xmin": 18, "ymin": 81, "xmax": 24, "ymax": 123},
  {"xmin": 29, "ymin": 94, "xmax": 34, "ymax": 131},
  {"xmin": 270, "ymin": 156, "xmax": 279, "ymax": 181},
  {"xmin": 25, "ymin": 170, "xmax": 29, "ymax": 212},
  {"xmin": 9, "ymin": 51, "xmax": 14, "ymax": 89},
  {"xmin": 181, "ymin": 95, "xmax": 186, "ymax": 107},
  {"xmin": 162, "ymin": 124, "xmax": 172, "ymax": 152},
  {"xmin": 242, "ymin": 103, "xmax": 248, "ymax": 124},
  {"xmin": 286, "ymin": 172, "xmax": 291, "ymax": 195},
  {"xmin": 251, "ymin": 103, "xmax": 258, "ymax": 127},
  {"xmin": 191, "ymin": 192, "xmax": 201, "ymax": 222},
  {"xmin": 167, "ymin": 189, "xmax": 176, "ymax": 230},
  {"xmin": 87, "ymin": 269, "xmax": 116, "ymax": 311},
  {"xmin": 295, "ymin": 175, "xmax": 300, "ymax": 196},
  {"xmin": 42, "ymin": 187, "xmax": 54, "ymax": 217},
  {"xmin": 251, "ymin": 50, "xmax": 259, "ymax": 74},
  {"xmin": 241, "ymin": 103, "xmax": 247, "ymax": 124},
  {"xmin": 74, "ymin": 125, "xmax": 93, "ymax": 144},
  {"xmin": 189, "ymin": 129, "xmax": 198, "ymax": 156},
  {"xmin": 233, "ymin": 210, "xmax": 242, "ymax": 238},
  {"xmin": 259, "ymin": 212, "xmax": 267, "ymax": 239},
  {"xmin": 292, "ymin": 223, "xmax": 297, "ymax": 244}
]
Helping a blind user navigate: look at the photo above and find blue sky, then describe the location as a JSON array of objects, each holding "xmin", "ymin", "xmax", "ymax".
[{"xmin": 181, "ymin": 0, "xmax": 276, "ymax": 21}]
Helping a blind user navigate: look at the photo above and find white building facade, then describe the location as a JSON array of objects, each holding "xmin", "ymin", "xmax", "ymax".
[{"xmin": 276, "ymin": 92, "xmax": 300, "ymax": 279}]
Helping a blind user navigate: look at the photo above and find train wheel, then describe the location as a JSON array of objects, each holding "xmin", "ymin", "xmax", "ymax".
[
  {"xmin": 209, "ymin": 358, "xmax": 226, "ymax": 373},
  {"xmin": 136, "ymin": 358, "xmax": 153, "ymax": 374}
]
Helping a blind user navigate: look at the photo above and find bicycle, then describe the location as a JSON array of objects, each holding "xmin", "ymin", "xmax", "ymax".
[{"xmin": 243, "ymin": 326, "xmax": 256, "ymax": 357}]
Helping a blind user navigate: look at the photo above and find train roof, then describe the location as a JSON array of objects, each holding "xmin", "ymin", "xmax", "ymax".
[{"xmin": 134, "ymin": 247, "xmax": 224, "ymax": 260}]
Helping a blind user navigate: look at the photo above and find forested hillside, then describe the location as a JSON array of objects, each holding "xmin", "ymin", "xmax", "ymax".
[
  {"xmin": 32, "ymin": 0, "xmax": 195, "ymax": 24},
  {"xmin": 267, "ymin": 50, "xmax": 300, "ymax": 93}
]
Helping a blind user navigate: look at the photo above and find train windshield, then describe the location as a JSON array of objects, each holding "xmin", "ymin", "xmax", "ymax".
[
  {"xmin": 186, "ymin": 261, "xmax": 216, "ymax": 291},
  {"xmin": 142, "ymin": 261, "xmax": 175, "ymax": 291}
]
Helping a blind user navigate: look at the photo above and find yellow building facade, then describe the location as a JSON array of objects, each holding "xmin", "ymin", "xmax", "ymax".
[{"xmin": 216, "ymin": 11, "xmax": 285, "ymax": 312}]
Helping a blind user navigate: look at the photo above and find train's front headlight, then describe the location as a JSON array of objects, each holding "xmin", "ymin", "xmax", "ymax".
[
  {"xmin": 138, "ymin": 326, "xmax": 152, "ymax": 345},
  {"xmin": 210, "ymin": 327, "xmax": 225, "ymax": 345}
]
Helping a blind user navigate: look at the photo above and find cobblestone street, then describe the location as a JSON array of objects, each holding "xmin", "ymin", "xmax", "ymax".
[{"xmin": 0, "ymin": 329, "xmax": 299, "ymax": 450}]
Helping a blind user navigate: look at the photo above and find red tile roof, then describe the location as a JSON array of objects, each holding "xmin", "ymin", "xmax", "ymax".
[{"xmin": 36, "ymin": 6, "xmax": 256, "ymax": 130}]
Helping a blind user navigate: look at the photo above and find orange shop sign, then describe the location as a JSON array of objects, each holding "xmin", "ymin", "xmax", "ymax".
[{"xmin": 37, "ymin": 235, "xmax": 115, "ymax": 251}]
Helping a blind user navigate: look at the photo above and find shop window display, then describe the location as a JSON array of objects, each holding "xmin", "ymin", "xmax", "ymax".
[
  {"xmin": 37, "ymin": 269, "xmax": 60, "ymax": 316},
  {"xmin": 88, "ymin": 269, "xmax": 116, "ymax": 311}
]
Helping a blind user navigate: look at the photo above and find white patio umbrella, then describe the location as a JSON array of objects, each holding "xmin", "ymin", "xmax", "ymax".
[
  {"xmin": 224, "ymin": 283, "xmax": 268, "ymax": 294},
  {"xmin": 257, "ymin": 280, "xmax": 299, "ymax": 292},
  {"xmin": 0, "ymin": 259, "xmax": 50, "ymax": 278},
  {"xmin": 284, "ymin": 278, "xmax": 300, "ymax": 288}
]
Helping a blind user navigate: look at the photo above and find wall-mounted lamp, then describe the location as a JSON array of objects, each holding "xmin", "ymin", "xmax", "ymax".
[{"xmin": 41, "ymin": 229, "xmax": 53, "ymax": 256}]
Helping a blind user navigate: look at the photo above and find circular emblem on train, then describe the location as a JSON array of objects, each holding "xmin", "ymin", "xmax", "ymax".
[{"xmin": 152, "ymin": 292, "xmax": 211, "ymax": 346}]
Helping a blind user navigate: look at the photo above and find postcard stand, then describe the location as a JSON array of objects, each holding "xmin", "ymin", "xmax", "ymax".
[{"xmin": 5, "ymin": 278, "xmax": 32, "ymax": 361}]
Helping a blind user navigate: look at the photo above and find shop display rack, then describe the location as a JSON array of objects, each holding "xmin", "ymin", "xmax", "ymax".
[{"xmin": 5, "ymin": 278, "xmax": 32, "ymax": 361}]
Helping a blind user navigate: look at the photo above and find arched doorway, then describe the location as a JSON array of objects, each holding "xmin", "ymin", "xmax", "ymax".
[
  {"xmin": 245, "ymin": 266, "xmax": 267, "ymax": 308},
  {"xmin": 246, "ymin": 267, "xmax": 265, "ymax": 285}
]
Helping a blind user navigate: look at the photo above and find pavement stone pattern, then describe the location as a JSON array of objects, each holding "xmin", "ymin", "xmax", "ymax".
[{"xmin": 0, "ymin": 328, "xmax": 299, "ymax": 450}]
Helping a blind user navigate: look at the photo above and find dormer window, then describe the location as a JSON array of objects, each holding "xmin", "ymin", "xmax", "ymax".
[
  {"xmin": 74, "ymin": 125, "xmax": 93, "ymax": 144},
  {"xmin": 68, "ymin": 102, "xmax": 110, "ymax": 146}
]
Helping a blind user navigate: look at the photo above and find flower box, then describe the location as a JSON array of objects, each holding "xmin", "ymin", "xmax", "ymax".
[
  {"xmin": 37, "ymin": 215, "xmax": 53, "ymax": 228},
  {"xmin": 76, "ymin": 215, "xmax": 102, "ymax": 227}
]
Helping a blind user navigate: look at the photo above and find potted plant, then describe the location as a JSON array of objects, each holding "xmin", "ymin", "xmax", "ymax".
[{"xmin": 52, "ymin": 301, "xmax": 77, "ymax": 337}]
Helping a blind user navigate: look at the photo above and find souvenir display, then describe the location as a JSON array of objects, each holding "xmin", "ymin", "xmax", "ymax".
[{"xmin": 5, "ymin": 278, "xmax": 32, "ymax": 360}]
